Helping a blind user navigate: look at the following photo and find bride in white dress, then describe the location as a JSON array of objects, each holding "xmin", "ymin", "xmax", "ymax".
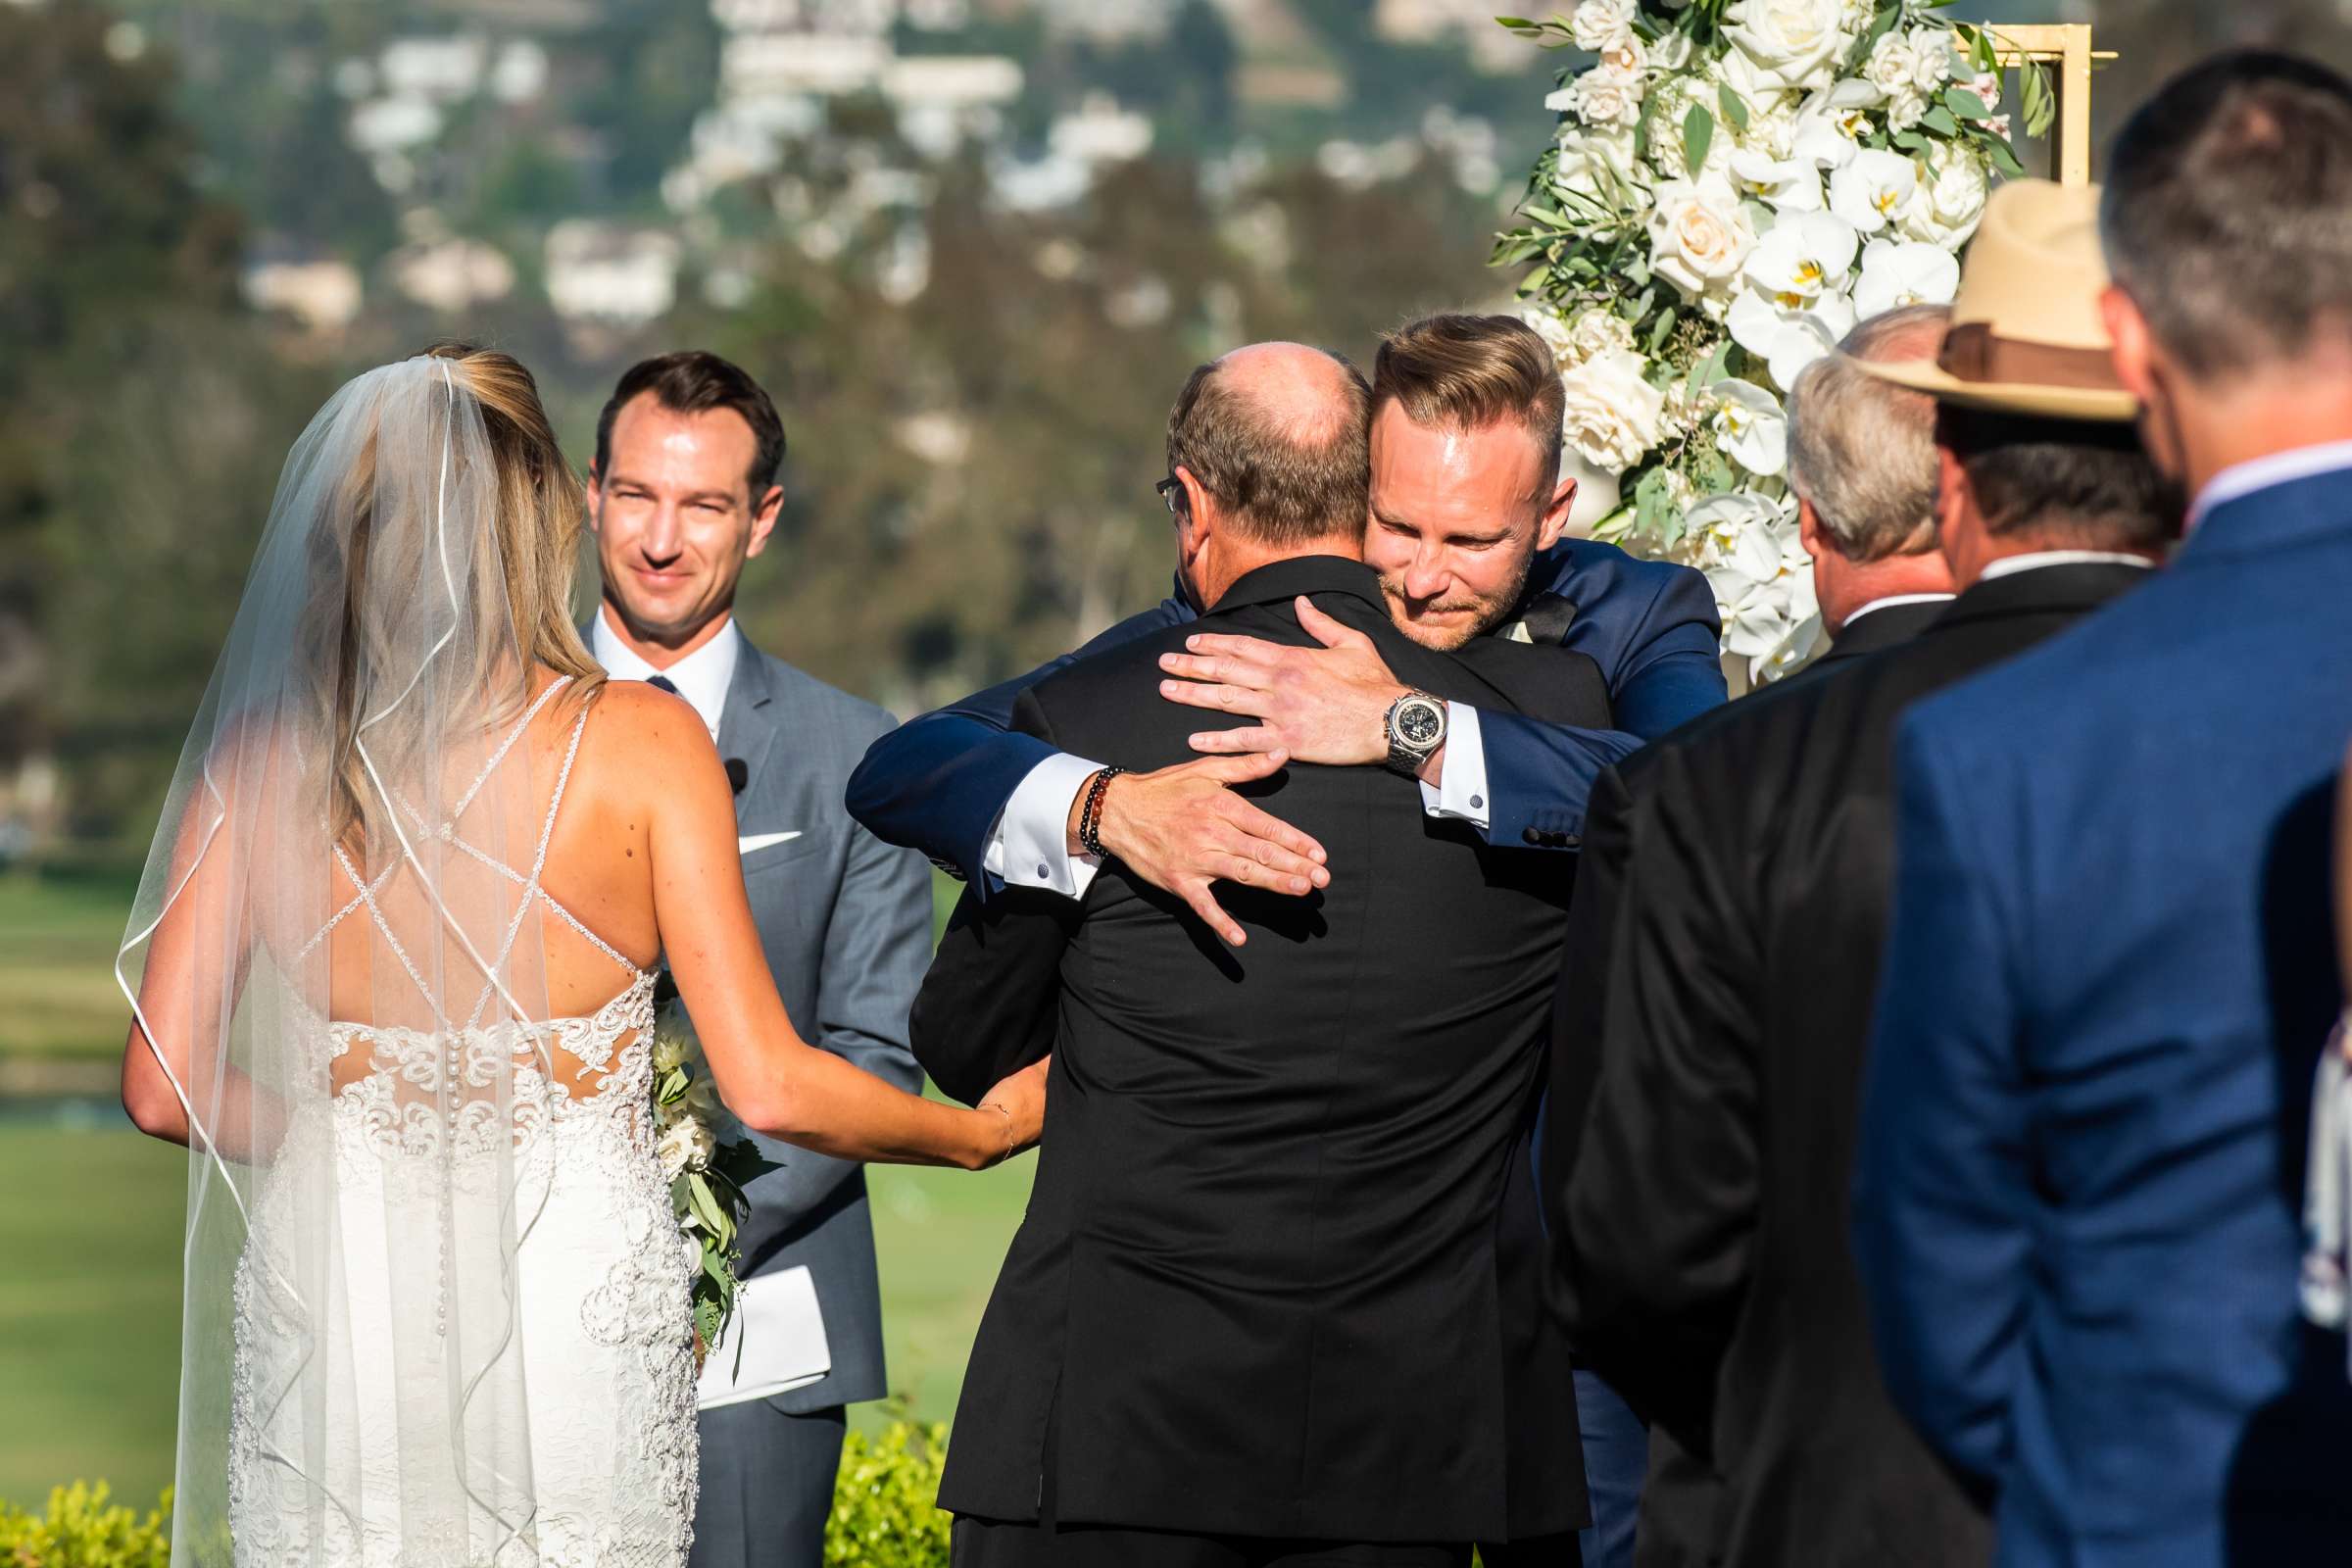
[{"xmin": 114, "ymin": 346, "xmax": 1046, "ymax": 1568}]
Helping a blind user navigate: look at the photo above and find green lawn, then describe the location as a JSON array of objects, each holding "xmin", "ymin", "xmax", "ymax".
[{"xmin": 0, "ymin": 867, "xmax": 1028, "ymax": 1508}]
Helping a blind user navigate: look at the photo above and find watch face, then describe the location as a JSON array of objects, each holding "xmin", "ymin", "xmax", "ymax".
[{"xmin": 1396, "ymin": 698, "xmax": 1445, "ymax": 748}]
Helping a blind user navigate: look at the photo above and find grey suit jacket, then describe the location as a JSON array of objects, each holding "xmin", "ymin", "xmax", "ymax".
[{"xmin": 701, "ymin": 636, "xmax": 931, "ymax": 1413}]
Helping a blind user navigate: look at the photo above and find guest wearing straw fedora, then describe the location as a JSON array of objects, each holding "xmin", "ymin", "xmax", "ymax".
[
  {"xmin": 1545, "ymin": 178, "xmax": 2175, "ymax": 1567},
  {"xmin": 1854, "ymin": 53, "xmax": 2352, "ymax": 1565}
]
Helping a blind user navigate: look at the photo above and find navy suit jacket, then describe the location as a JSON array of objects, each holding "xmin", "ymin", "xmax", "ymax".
[
  {"xmin": 1853, "ymin": 468, "xmax": 2352, "ymax": 1565},
  {"xmin": 845, "ymin": 537, "xmax": 1725, "ymax": 889}
]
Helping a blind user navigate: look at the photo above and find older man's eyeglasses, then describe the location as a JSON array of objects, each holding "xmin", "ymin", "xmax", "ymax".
[{"xmin": 1155, "ymin": 475, "xmax": 1187, "ymax": 518}]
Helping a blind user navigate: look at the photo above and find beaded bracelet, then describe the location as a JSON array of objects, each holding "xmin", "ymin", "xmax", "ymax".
[{"xmin": 1078, "ymin": 765, "xmax": 1125, "ymax": 859}]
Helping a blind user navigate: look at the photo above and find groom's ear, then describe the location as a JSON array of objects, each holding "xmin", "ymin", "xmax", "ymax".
[
  {"xmin": 583, "ymin": 461, "xmax": 603, "ymax": 528},
  {"xmin": 1535, "ymin": 473, "xmax": 1578, "ymax": 552}
]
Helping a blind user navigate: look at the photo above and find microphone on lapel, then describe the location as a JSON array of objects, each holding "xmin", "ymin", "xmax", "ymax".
[{"xmin": 724, "ymin": 759, "xmax": 749, "ymax": 796}]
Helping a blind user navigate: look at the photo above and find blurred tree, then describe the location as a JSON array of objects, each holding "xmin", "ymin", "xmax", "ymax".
[{"xmin": 0, "ymin": 0, "xmax": 325, "ymax": 842}]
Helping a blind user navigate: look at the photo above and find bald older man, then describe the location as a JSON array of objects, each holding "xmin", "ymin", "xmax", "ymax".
[{"xmin": 912, "ymin": 342, "xmax": 1614, "ymax": 1568}]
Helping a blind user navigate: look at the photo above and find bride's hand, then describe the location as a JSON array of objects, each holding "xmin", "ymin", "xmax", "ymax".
[{"xmin": 976, "ymin": 1055, "xmax": 1051, "ymax": 1167}]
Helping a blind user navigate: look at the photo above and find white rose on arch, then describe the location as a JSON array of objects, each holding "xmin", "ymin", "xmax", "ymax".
[
  {"xmin": 1713, "ymin": 379, "xmax": 1789, "ymax": 476},
  {"xmin": 1854, "ymin": 237, "xmax": 1961, "ymax": 318},
  {"xmin": 1554, "ymin": 125, "xmax": 1643, "ymax": 209},
  {"xmin": 1724, "ymin": 0, "xmax": 1852, "ymax": 93},
  {"xmin": 1902, "ymin": 146, "xmax": 1988, "ymax": 246},
  {"xmin": 1558, "ymin": 347, "xmax": 1668, "ymax": 473},
  {"xmin": 1570, "ymin": 0, "xmax": 1641, "ymax": 52},
  {"xmin": 1551, "ymin": 63, "xmax": 1645, "ymax": 129},
  {"xmin": 1863, "ymin": 28, "xmax": 1919, "ymax": 99},
  {"xmin": 1647, "ymin": 173, "xmax": 1757, "ymax": 315},
  {"xmin": 1829, "ymin": 147, "xmax": 1923, "ymax": 233}
]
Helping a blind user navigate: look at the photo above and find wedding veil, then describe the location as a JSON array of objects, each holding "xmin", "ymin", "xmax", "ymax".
[{"xmin": 116, "ymin": 351, "xmax": 594, "ymax": 1564}]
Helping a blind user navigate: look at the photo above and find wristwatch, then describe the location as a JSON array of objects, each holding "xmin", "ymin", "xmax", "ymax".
[{"xmin": 1382, "ymin": 690, "xmax": 1447, "ymax": 777}]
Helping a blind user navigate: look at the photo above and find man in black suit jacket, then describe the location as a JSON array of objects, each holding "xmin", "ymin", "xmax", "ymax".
[
  {"xmin": 1544, "ymin": 284, "xmax": 2179, "ymax": 1564},
  {"xmin": 915, "ymin": 343, "xmax": 1612, "ymax": 1567}
]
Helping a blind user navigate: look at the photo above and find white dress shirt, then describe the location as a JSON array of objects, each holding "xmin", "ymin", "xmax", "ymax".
[
  {"xmin": 2187, "ymin": 440, "xmax": 2352, "ymax": 534},
  {"xmin": 1838, "ymin": 592, "xmax": 1956, "ymax": 629},
  {"xmin": 985, "ymin": 699, "xmax": 1497, "ymax": 899},
  {"xmin": 591, "ymin": 607, "xmax": 739, "ymax": 743},
  {"xmin": 1977, "ymin": 550, "xmax": 2155, "ymax": 582}
]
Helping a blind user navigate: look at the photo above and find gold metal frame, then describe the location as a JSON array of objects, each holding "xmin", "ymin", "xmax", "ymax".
[{"xmin": 1986, "ymin": 24, "xmax": 2118, "ymax": 186}]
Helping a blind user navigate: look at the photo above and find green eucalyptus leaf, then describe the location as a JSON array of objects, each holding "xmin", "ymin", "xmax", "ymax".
[
  {"xmin": 1945, "ymin": 87, "xmax": 1990, "ymax": 121},
  {"xmin": 1683, "ymin": 104, "xmax": 1714, "ymax": 175},
  {"xmin": 1647, "ymin": 306, "xmax": 1678, "ymax": 354},
  {"xmin": 1717, "ymin": 84, "xmax": 1748, "ymax": 133},
  {"xmin": 1920, "ymin": 105, "xmax": 1959, "ymax": 136},
  {"xmin": 1984, "ymin": 133, "xmax": 2027, "ymax": 177}
]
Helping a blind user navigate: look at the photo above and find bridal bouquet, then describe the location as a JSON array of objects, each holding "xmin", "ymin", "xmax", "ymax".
[
  {"xmin": 1495, "ymin": 0, "xmax": 2054, "ymax": 680},
  {"xmin": 649, "ymin": 991, "xmax": 780, "ymax": 1357}
]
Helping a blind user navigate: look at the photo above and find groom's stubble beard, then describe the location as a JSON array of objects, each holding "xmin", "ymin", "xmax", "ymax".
[
  {"xmin": 1376, "ymin": 545, "xmax": 1535, "ymax": 651},
  {"xmin": 592, "ymin": 496, "xmax": 752, "ymax": 651}
]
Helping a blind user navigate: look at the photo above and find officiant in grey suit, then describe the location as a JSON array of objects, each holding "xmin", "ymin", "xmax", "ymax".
[{"xmin": 585, "ymin": 351, "xmax": 932, "ymax": 1567}]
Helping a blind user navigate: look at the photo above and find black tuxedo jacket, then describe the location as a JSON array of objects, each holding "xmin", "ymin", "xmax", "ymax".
[
  {"xmin": 1542, "ymin": 564, "xmax": 2151, "ymax": 1567},
  {"xmin": 912, "ymin": 555, "xmax": 1612, "ymax": 1544}
]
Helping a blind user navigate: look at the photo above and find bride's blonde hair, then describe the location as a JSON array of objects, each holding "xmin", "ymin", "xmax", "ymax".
[{"xmin": 307, "ymin": 343, "xmax": 604, "ymax": 849}]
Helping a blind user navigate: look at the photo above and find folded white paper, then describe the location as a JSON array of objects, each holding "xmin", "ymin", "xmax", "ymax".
[{"xmin": 696, "ymin": 1264, "xmax": 832, "ymax": 1411}]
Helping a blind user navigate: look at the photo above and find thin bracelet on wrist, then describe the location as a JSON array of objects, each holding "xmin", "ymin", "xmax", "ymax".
[{"xmin": 978, "ymin": 1100, "xmax": 1013, "ymax": 1164}]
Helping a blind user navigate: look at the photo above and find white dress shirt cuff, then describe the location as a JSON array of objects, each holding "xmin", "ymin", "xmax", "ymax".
[
  {"xmin": 1415, "ymin": 702, "xmax": 1491, "ymax": 831},
  {"xmin": 983, "ymin": 751, "xmax": 1108, "ymax": 900}
]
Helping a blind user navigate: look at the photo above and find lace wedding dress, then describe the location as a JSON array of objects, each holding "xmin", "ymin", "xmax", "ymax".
[{"xmin": 226, "ymin": 679, "xmax": 700, "ymax": 1567}]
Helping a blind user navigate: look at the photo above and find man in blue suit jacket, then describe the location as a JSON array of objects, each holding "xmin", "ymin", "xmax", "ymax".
[
  {"xmin": 1854, "ymin": 54, "xmax": 2352, "ymax": 1564},
  {"xmin": 850, "ymin": 314, "xmax": 1724, "ymax": 1567}
]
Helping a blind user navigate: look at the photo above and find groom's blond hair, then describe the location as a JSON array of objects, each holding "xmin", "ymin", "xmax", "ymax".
[{"xmin": 1372, "ymin": 314, "xmax": 1565, "ymax": 499}]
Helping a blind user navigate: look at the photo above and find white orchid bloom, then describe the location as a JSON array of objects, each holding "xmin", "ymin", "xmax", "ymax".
[
  {"xmin": 1854, "ymin": 237, "xmax": 1961, "ymax": 317},
  {"xmin": 1730, "ymin": 148, "xmax": 1824, "ymax": 212},
  {"xmin": 1712, "ymin": 379, "xmax": 1789, "ymax": 476},
  {"xmin": 1730, "ymin": 286, "xmax": 1857, "ymax": 391},
  {"xmin": 1829, "ymin": 147, "xmax": 1921, "ymax": 233},
  {"xmin": 1741, "ymin": 208, "xmax": 1859, "ymax": 308}
]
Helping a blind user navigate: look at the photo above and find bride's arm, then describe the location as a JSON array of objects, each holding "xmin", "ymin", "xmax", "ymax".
[
  {"xmin": 121, "ymin": 782, "xmax": 287, "ymax": 1157},
  {"xmin": 646, "ymin": 703, "xmax": 1041, "ymax": 1170}
]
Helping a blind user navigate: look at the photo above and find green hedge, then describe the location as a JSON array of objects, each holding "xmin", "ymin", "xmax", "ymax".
[{"xmin": 2, "ymin": 1423, "xmax": 956, "ymax": 1568}]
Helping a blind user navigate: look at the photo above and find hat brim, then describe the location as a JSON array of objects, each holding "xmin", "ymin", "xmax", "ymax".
[{"xmin": 1854, "ymin": 354, "xmax": 2138, "ymax": 423}]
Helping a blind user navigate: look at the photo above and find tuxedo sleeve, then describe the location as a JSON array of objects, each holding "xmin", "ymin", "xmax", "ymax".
[
  {"xmin": 906, "ymin": 686, "xmax": 1082, "ymax": 1104},
  {"xmin": 1852, "ymin": 711, "xmax": 2031, "ymax": 1490},
  {"xmin": 1555, "ymin": 744, "xmax": 1761, "ymax": 1458},
  {"xmin": 1478, "ymin": 562, "xmax": 1727, "ymax": 850},
  {"xmin": 844, "ymin": 600, "xmax": 1187, "ymax": 892}
]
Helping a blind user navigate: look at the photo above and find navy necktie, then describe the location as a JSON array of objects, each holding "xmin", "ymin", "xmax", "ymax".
[{"xmin": 645, "ymin": 674, "xmax": 679, "ymax": 695}]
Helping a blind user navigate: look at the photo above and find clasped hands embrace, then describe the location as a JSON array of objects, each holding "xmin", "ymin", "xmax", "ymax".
[{"xmin": 1076, "ymin": 596, "xmax": 1430, "ymax": 947}]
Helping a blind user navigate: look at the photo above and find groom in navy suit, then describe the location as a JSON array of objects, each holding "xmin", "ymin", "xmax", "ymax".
[
  {"xmin": 848, "ymin": 314, "xmax": 1724, "ymax": 1565},
  {"xmin": 1855, "ymin": 54, "xmax": 2352, "ymax": 1564}
]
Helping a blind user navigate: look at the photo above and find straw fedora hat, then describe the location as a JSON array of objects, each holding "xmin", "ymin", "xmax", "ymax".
[{"xmin": 1856, "ymin": 177, "xmax": 2136, "ymax": 422}]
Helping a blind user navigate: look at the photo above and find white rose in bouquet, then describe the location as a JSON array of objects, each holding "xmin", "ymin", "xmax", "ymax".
[
  {"xmin": 1554, "ymin": 125, "xmax": 1642, "ymax": 208},
  {"xmin": 1569, "ymin": 307, "xmax": 1637, "ymax": 365},
  {"xmin": 658, "ymin": 1115, "xmax": 717, "ymax": 1181},
  {"xmin": 1571, "ymin": 0, "xmax": 1641, "ymax": 52},
  {"xmin": 1901, "ymin": 146, "xmax": 1988, "ymax": 246},
  {"xmin": 1559, "ymin": 347, "xmax": 1667, "ymax": 473},
  {"xmin": 1908, "ymin": 26, "xmax": 1957, "ymax": 91},
  {"xmin": 1648, "ymin": 173, "xmax": 1756, "ymax": 313},
  {"xmin": 1829, "ymin": 147, "xmax": 1922, "ymax": 233},
  {"xmin": 1853, "ymin": 237, "xmax": 1961, "ymax": 316},
  {"xmin": 1712, "ymin": 380, "xmax": 1789, "ymax": 477},
  {"xmin": 1552, "ymin": 62, "xmax": 1645, "ymax": 129},
  {"xmin": 1724, "ymin": 0, "xmax": 1851, "ymax": 93},
  {"xmin": 1863, "ymin": 29, "xmax": 1919, "ymax": 99},
  {"xmin": 1526, "ymin": 307, "xmax": 1579, "ymax": 368}
]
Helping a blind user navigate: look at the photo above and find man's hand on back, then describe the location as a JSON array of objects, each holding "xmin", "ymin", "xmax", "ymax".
[
  {"xmin": 1156, "ymin": 597, "xmax": 1411, "ymax": 769},
  {"xmin": 1068, "ymin": 752, "xmax": 1330, "ymax": 948}
]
